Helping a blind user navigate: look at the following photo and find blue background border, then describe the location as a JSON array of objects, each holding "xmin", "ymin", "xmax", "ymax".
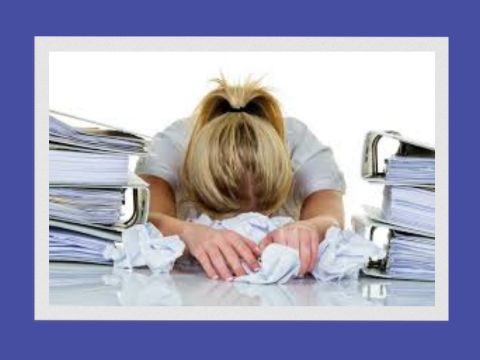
[{"xmin": 1, "ymin": 0, "xmax": 475, "ymax": 358}]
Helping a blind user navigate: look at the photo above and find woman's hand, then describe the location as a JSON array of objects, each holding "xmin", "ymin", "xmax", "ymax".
[
  {"xmin": 259, "ymin": 216, "xmax": 340, "ymax": 276},
  {"xmin": 181, "ymin": 223, "xmax": 261, "ymax": 281}
]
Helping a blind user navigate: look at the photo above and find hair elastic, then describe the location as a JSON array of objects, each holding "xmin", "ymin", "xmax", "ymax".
[{"xmin": 228, "ymin": 107, "xmax": 246, "ymax": 113}]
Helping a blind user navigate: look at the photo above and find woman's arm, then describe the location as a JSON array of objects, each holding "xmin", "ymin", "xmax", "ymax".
[
  {"xmin": 299, "ymin": 189, "xmax": 345, "ymax": 237},
  {"xmin": 139, "ymin": 175, "xmax": 186, "ymax": 236}
]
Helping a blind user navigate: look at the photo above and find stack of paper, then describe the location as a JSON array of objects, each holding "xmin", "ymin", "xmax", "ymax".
[
  {"xmin": 50, "ymin": 227, "xmax": 112, "ymax": 264},
  {"xmin": 49, "ymin": 112, "xmax": 150, "ymax": 265},
  {"xmin": 382, "ymin": 186, "xmax": 435, "ymax": 235},
  {"xmin": 49, "ymin": 115, "xmax": 146, "ymax": 154},
  {"xmin": 385, "ymin": 155, "xmax": 435, "ymax": 186},
  {"xmin": 386, "ymin": 233, "xmax": 434, "ymax": 281},
  {"xmin": 49, "ymin": 188, "xmax": 124, "ymax": 225},
  {"xmin": 49, "ymin": 150, "xmax": 129, "ymax": 185},
  {"xmin": 359, "ymin": 131, "xmax": 435, "ymax": 282}
]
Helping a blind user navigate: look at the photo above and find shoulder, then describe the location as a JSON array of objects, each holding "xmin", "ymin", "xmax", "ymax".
[
  {"xmin": 136, "ymin": 118, "xmax": 191, "ymax": 188},
  {"xmin": 284, "ymin": 117, "xmax": 329, "ymax": 158},
  {"xmin": 284, "ymin": 116, "xmax": 308, "ymax": 137},
  {"xmin": 156, "ymin": 117, "xmax": 191, "ymax": 137},
  {"xmin": 283, "ymin": 117, "xmax": 346, "ymax": 197},
  {"xmin": 284, "ymin": 117, "xmax": 324, "ymax": 145},
  {"xmin": 152, "ymin": 117, "xmax": 191, "ymax": 148},
  {"xmin": 284, "ymin": 116, "xmax": 306, "ymax": 128}
]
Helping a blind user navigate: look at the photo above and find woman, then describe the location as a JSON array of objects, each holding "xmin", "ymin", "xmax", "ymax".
[{"xmin": 136, "ymin": 78, "xmax": 346, "ymax": 281}]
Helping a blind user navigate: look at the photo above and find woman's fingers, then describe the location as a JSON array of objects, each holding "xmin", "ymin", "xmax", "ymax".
[
  {"xmin": 200, "ymin": 224, "xmax": 321, "ymax": 280},
  {"xmin": 228, "ymin": 235, "xmax": 260, "ymax": 272},
  {"xmin": 286, "ymin": 228, "xmax": 300, "ymax": 253},
  {"xmin": 217, "ymin": 239, "xmax": 247, "ymax": 277},
  {"xmin": 195, "ymin": 251, "xmax": 219, "ymax": 280},
  {"xmin": 265, "ymin": 225, "xmax": 319, "ymax": 276},
  {"xmin": 266, "ymin": 227, "xmax": 309, "ymax": 276},
  {"xmin": 309, "ymin": 233, "xmax": 319, "ymax": 272},
  {"xmin": 259, "ymin": 233, "xmax": 274, "ymax": 251},
  {"xmin": 207, "ymin": 246, "xmax": 233, "ymax": 281},
  {"xmin": 298, "ymin": 230, "xmax": 311, "ymax": 276},
  {"xmin": 261, "ymin": 227, "xmax": 295, "ymax": 251},
  {"xmin": 263, "ymin": 228, "xmax": 287, "ymax": 250},
  {"xmin": 243, "ymin": 238, "xmax": 262, "ymax": 257}
]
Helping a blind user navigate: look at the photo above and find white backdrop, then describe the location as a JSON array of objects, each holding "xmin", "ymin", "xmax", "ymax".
[{"xmin": 49, "ymin": 51, "xmax": 435, "ymax": 222}]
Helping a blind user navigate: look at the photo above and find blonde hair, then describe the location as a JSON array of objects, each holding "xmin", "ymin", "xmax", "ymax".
[{"xmin": 181, "ymin": 78, "xmax": 293, "ymax": 219}]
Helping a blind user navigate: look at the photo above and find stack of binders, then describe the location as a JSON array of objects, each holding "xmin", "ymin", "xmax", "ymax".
[
  {"xmin": 49, "ymin": 111, "xmax": 150, "ymax": 264},
  {"xmin": 353, "ymin": 131, "xmax": 435, "ymax": 281}
]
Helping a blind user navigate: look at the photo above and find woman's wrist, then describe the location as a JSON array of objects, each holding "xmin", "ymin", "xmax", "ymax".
[
  {"xmin": 179, "ymin": 221, "xmax": 199, "ymax": 245},
  {"xmin": 150, "ymin": 213, "xmax": 196, "ymax": 255},
  {"xmin": 301, "ymin": 215, "xmax": 340, "ymax": 239},
  {"xmin": 149, "ymin": 212, "xmax": 190, "ymax": 238}
]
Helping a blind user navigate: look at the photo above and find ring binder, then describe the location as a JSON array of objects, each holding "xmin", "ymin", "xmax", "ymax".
[
  {"xmin": 353, "ymin": 215, "xmax": 435, "ymax": 282},
  {"xmin": 361, "ymin": 130, "xmax": 435, "ymax": 187},
  {"xmin": 356, "ymin": 130, "xmax": 436, "ymax": 282}
]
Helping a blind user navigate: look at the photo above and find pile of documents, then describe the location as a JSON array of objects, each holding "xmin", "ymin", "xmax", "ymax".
[
  {"xmin": 50, "ymin": 150, "xmax": 129, "ymax": 185},
  {"xmin": 386, "ymin": 233, "xmax": 434, "ymax": 281},
  {"xmin": 50, "ymin": 228, "xmax": 113, "ymax": 264},
  {"xmin": 49, "ymin": 111, "xmax": 150, "ymax": 264},
  {"xmin": 357, "ymin": 131, "xmax": 435, "ymax": 281},
  {"xmin": 49, "ymin": 114, "xmax": 146, "ymax": 153},
  {"xmin": 50, "ymin": 188, "xmax": 124, "ymax": 225},
  {"xmin": 385, "ymin": 156, "xmax": 435, "ymax": 186},
  {"xmin": 382, "ymin": 186, "xmax": 435, "ymax": 235}
]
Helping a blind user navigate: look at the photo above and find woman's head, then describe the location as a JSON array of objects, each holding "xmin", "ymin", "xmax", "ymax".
[{"xmin": 182, "ymin": 77, "xmax": 293, "ymax": 219}]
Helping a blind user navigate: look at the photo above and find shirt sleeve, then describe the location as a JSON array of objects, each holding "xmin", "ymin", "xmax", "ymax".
[
  {"xmin": 135, "ymin": 119, "xmax": 189, "ymax": 190},
  {"xmin": 285, "ymin": 117, "xmax": 346, "ymax": 201}
]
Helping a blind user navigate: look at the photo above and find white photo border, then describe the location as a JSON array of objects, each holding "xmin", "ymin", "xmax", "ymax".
[{"xmin": 35, "ymin": 37, "xmax": 448, "ymax": 320}]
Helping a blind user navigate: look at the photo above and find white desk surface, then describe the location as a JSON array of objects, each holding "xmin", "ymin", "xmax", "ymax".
[{"xmin": 49, "ymin": 262, "xmax": 435, "ymax": 307}]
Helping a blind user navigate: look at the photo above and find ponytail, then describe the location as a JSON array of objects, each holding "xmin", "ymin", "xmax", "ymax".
[{"xmin": 193, "ymin": 77, "xmax": 285, "ymax": 139}]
